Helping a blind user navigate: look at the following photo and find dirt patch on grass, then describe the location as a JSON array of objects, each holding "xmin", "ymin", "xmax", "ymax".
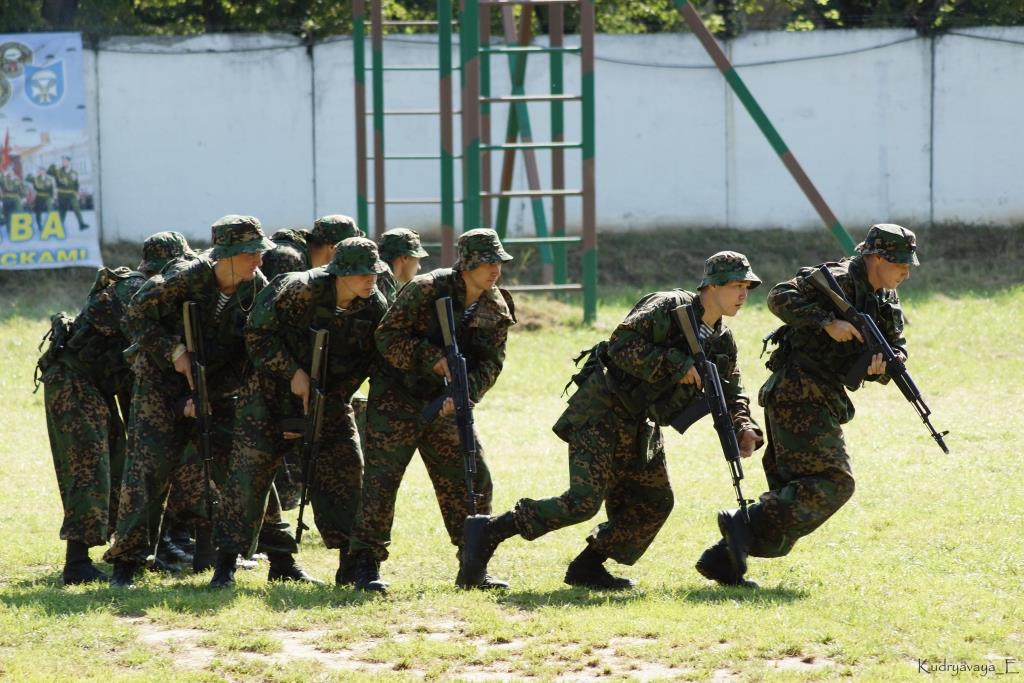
[{"xmin": 767, "ymin": 654, "xmax": 835, "ymax": 671}]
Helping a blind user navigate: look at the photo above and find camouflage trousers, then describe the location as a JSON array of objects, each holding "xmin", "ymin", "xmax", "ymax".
[
  {"xmin": 103, "ymin": 356, "xmax": 230, "ymax": 564},
  {"xmin": 42, "ymin": 363, "xmax": 127, "ymax": 547},
  {"xmin": 513, "ymin": 415, "xmax": 674, "ymax": 565},
  {"xmin": 349, "ymin": 383, "xmax": 492, "ymax": 562},
  {"xmin": 746, "ymin": 365, "xmax": 855, "ymax": 558},
  {"xmin": 215, "ymin": 371, "xmax": 364, "ymax": 556}
]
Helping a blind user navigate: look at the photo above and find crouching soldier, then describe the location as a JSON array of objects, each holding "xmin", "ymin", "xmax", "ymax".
[
  {"xmin": 348, "ymin": 228, "xmax": 516, "ymax": 593},
  {"xmin": 210, "ymin": 237, "xmax": 389, "ymax": 587},
  {"xmin": 461, "ymin": 252, "xmax": 764, "ymax": 590},
  {"xmin": 39, "ymin": 232, "xmax": 196, "ymax": 585},
  {"xmin": 105, "ymin": 216, "xmax": 274, "ymax": 587},
  {"xmin": 375, "ymin": 228, "xmax": 429, "ymax": 304}
]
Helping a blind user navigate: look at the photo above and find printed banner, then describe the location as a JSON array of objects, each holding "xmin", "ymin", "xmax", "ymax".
[{"xmin": 0, "ymin": 32, "xmax": 100, "ymax": 270}]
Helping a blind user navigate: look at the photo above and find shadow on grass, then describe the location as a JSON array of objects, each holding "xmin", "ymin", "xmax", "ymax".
[
  {"xmin": 493, "ymin": 584, "xmax": 807, "ymax": 611},
  {"xmin": 0, "ymin": 571, "xmax": 383, "ymax": 617}
]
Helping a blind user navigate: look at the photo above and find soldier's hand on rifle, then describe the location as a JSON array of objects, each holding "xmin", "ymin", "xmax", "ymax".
[
  {"xmin": 825, "ymin": 319, "xmax": 864, "ymax": 343},
  {"xmin": 173, "ymin": 349, "xmax": 194, "ymax": 389},
  {"xmin": 738, "ymin": 429, "xmax": 760, "ymax": 458},
  {"xmin": 291, "ymin": 367, "xmax": 311, "ymax": 415},
  {"xmin": 182, "ymin": 397, "xmax": 196, "ymax": 419},
  {"xmin": 866, "ymin": 352, "xmax": 886, "ymax": 377},
  {"xmin": 433, "ymin": 357, "xmax": 452, "ymax": 382},
  {"xmin": 440, "ymin": 397, "xmax": 456, "ymax": 418},
  {"xmin": 679, "ymin": 365, "xmax": 703, "ymax": 389}
]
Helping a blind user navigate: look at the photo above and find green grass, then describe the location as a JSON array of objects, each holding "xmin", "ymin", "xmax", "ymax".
[{"xmin": 0, "ymin": 228, "xmax": 1021, "ymax": 681}]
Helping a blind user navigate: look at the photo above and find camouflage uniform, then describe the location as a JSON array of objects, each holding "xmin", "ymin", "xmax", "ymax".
[
  {"xmin": 349, "ymin": 229, "xmax": 515, "ymax": 574},
  {"xmin": 38, "ymin": 232, "xmax": 194, "ymax": 583},
  {"xmin": 376, "ymin": 228, "xmax": 429, "ymax": 305},
  {"xmin": 259, "ymin": 215, "xmax": 366, "ymax": 508},
  {"xmin": 215, "ymin": 238, "xmax": 388, "ymax": 562},
  {"xmin": 742, "ymin": 225, "xmax": 915, "ymax": 562},
  {"xmin": 1, "ymin": 171, "xmax": 25, "ymax": 233},
  {"xmin": 104, "ymin": 217, "xmax": 274, "ymax": 575}
]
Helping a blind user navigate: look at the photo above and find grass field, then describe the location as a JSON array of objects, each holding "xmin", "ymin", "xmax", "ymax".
[{"xmin": 0, "ymin": 228, "xmax": 1021, "ymax": 681}]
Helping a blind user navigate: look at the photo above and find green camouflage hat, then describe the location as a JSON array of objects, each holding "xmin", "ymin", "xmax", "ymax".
[
  {"xmin": 209, "ymin": 215, "xmax": 276, "ymax": 259},
  {"xmin": 138, "ymin": 231, "xmax": 196, "ymax": 274},
  {"xmin": 311, "ymin": 214, "xmax": 364, "ymax": 245},
  {"xmin": 325, "ymin": 237, "xmax": 388, "ymax": 277},
  {"xmin": 856, "ymin": 223, "xmax": 919, "ymax": 265},
  {"xmin": 698, "ymin": 250, "xmax": 761, "ymax": 290},
  {"xmin": 378, "ymin": 227, "xmax": 429, "ymax": 262},
  {"xmin": 455, "ymin": 228, "xmax": 513, "ymax": 271}
]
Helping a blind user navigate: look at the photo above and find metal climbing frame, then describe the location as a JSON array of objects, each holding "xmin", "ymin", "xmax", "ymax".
[{"xmin": 462, "ymin": 0, "xmax": 598, "ymax": 323}]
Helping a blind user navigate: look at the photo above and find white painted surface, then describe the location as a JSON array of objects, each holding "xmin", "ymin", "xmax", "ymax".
[{"xmin": 86, "ymin": 29, "xmax": 1024, "ymax": 242}]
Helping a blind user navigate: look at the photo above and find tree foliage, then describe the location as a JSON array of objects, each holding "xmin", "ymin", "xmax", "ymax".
[{"xmin": 0, "ymin": 0, "xmax": 1020, "ymax": 39}]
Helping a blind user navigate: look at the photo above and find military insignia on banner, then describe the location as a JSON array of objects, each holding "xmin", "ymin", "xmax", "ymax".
[
  {"xmin": 0, "ymin": 74, "xmax": 10, "ymax": 110},
  {"xmin": 0, "ymin": 42, "xmax": 32, "ymax": 77},
  {"xmin": 25, "ymin": 62, "xmax": 64, "ymax": 107}
]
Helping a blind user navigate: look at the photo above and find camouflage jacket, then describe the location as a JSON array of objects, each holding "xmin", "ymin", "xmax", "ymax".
[
  {"xmin": 374, "ymin": 267, "xmax": 516, "ymax": 404},
  {"xmin": 126, "ymin": 256, "xmax": 266, "ymax": 393},
  {"xmin": 1, "ymin": 175, "xmax": 24, "ymax": 200},
  {"xmin": 246, "ymin": 268, "xmax": 389, "ymax": 401},
  {"xmin": 763, "ymin": 255, "xmax": 907, "ymax": 392},
  {"xmin": 556, "ymin": 289, "xmax": 759, "ymax": 438},
  {"xmin": 376, "ymin": 266, "xmax": 399, "ymax": 306},
  {"xmin": 261, "ymin": 229, "xmax": 311, "ymax": 282},
  {"xmin": 30, "ymin": 173, "xmax": 54, "ymax": 199},
  {"xmin": 46, "ymin": 266, "xmax": 146, "ymax": 394}
]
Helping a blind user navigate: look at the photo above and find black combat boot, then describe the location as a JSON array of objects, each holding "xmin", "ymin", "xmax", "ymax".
[
  {"xmin": 695, "ymin": 539, "xmax": 759, "ymax": 588},
  {"xmin": 168, "ymin": 524, "xmax": 196, "ymax": 556},
  {"xmin": 564, "ymin": 546, "xmax": 635, "ymax": 590},
  {"xmin": 267, "ymin": 552, "xmax": 324, "ymax": 585},
  {"xmin": 352, "ymin": 551, "xmax": 388, "ymax": 594},
  {"xmin": 717, "ymin": 508, "xmax": 751, "ymax": 579},
  {"xmin": 458, "ymin": 511, "xmax": 518, "ymax": 589},
  {"xmin": 335, "ymin": 549, "xmax": 358, "ymax": 587},
  {"xmin": 192, "ymin": 526, "xmax": 216, "ymax": 573},
  {"xmin": 157, "ymin": 533, "xmax": 193, "ymax": 567},
  {"xmin": 110, "ymin": 561, "xmax": 141, "ymax": 588},
  {"xmin": 62, "ymin": 540, "xmax": 108, "ymax": 586},
  {"xmin": 209, "ymin": 551, "xmax": 238, "ymax": 588}
]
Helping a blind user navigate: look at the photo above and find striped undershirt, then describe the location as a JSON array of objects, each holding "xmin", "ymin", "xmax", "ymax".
[{"xmin": 213, "ymin": 292, "xmax": 231, "ymax": 320}]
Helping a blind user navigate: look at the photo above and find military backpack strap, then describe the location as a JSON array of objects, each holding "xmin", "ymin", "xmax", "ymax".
[
  {"xmin": 34, "ymin": 312, "xmax": 76, "ymax": 390},
  {"xmin": 562, "ymin": 340, "xmax": 609, "ymax": 397}
]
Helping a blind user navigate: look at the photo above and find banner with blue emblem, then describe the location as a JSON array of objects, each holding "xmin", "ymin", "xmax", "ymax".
[{"xmin": 0, "ymin": 32, "xmax": 100, "ymax": 271}]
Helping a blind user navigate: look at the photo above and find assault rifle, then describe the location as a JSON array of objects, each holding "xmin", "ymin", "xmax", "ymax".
[
  {"xmin": 183, "ymin": 301, "xmax": 215, "ymax": 520},
  {"xmin": 295, "ymin": 328, "xmax": 330, "ymax": 545},
  {"xmin": 808, "ymin": 266, "xmax": 950, "ymax": 454},
  {"xmin": 672, "ymin": 304, "xmax": 753, "ymax": 521}
]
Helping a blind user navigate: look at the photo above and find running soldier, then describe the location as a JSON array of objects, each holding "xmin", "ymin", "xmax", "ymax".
[
  {"xmin": 348, "ymin": 228, "xmax": 516, "ymax": 593},
  {"xmin": 211, "ymin": 237, "xmax": 389, "ymax": 587},
  {"xmin": 461, "ymin": 252, "xmax": 764, "ymax": 590},
  {"xmin": 695, "ymin": 225, "xmax": 917, "ymax": 587},
  {"xmin": 261, "ymin": 214, "xmax": 364, "ymax": 282},
  {"xmin": 39, "ymin": 232, "xmax": 195, "ymax": 585}
]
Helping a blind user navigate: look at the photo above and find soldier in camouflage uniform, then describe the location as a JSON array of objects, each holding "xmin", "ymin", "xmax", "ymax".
[
  {"xmin": 1, "ymin": 166, "xmax": 25, "ymax": 235},
  {"xmin": 48, "ymin": 156, "xmax": 88, "ymax": 231},
  {"xmin": 105, "ymin": 216, "xmax": 274, "ymax": 587},
  {"xmin": 376, "ymin": 227, "xmax": 429, "ymax": 304},
  {"xmin": 261, "ymin": 214, "xmax": 364, "ymax": 282},
  {"xmin": 696, "ymin": 225, "xmax": 917, "ymax": 588},
  {"xmin": 260, "ymin": 214, "xmax": 365, "ymax": 509},
  {"xmin": 38, "ymin": 232, "xmax": 195, "ymax": 585},
  {"xmin": 348, "ymin": 228, "xmax": 516, "ymax": 593},
  {"xmin": 29, "ymin": 166, "xmax": 55, "ymax": 230},
  {"xmin": 461, "ymin": 252, "xmax": 765, "ymax": 590},
  {"xmin": 211, "ymin": 238, "xmax": 389, "ymax": 588}
]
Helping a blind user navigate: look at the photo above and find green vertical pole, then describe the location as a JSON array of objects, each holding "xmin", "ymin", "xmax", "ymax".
[
  {"xmin": 439, "ymin": 0, "xmax": 456, "ymax": 264},
  {"xmin": 353, "ymin": 0, "xmax": 369, "ymax": 230},
  {"xmin": 479, "ymin": 4, "xmax": 493, "ymax": 228},
  {"xmin": 581, "ymin": 0, "xmax": 597, "ymax": 324},
  {"xmin": 550, "ymin": 3, "xmax": 568, "ymax": 285},
  {"xmin": 371, "ymin": 0, "xmax": 386, "ymax": 236},
  {"xmin": 672, "ymin": 0, "xmax": 855, "ymax": 254},
  {"xmin": 460, "ymin": 0, "xmax": 481, "ymax": 231}
]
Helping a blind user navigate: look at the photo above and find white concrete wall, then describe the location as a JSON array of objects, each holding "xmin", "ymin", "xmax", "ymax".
[{"xmin": 87, "ymin": 28, "xmax": 1024, "ymax": 242}]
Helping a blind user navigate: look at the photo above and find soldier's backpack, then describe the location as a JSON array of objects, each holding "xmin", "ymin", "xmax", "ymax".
[{"xmin": 35, "ymin": 312, "xmax": 76, "ymax": 389}]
